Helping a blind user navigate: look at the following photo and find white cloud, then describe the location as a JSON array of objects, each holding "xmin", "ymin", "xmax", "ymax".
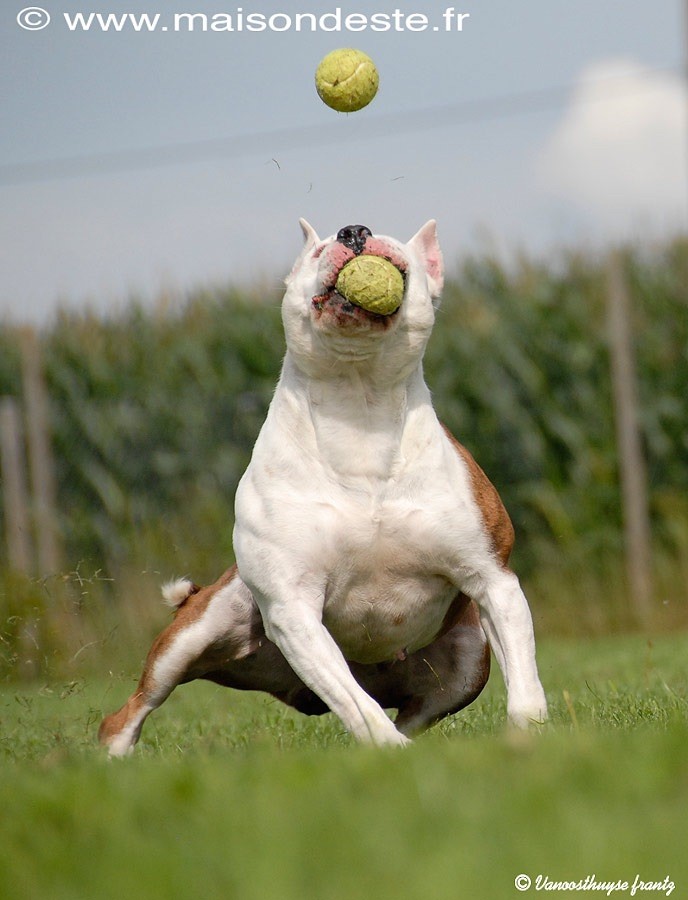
[{"xmin": 539, "ymin": 59, "xmax": 687, "ymax": 236}]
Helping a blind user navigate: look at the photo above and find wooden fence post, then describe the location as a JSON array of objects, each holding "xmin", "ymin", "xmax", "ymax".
[
  {"xmin": 20, "ymin": 328, "xmax": 61, "ymax": 576},
  {"xmin": 605, "ymin": 251, "xmax": 653, "ymax": 624},
  {"xmin": 0, "ymin": 396, "xmax": 34, "ymax": 574}
]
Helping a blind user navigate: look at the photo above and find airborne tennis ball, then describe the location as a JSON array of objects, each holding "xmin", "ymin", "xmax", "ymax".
[
  {"xmin": 315, "ymin": 48, "xmax": 379, "ymax": 113},
  {"xmin": 335, "ymin": 256, "xmax": 404, "ymax": 316}
]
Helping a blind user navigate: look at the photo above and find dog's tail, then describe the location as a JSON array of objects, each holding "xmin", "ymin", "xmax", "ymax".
[{"xmin": 161, "ymin": 578, "xmax": 200, "ymax": 610}]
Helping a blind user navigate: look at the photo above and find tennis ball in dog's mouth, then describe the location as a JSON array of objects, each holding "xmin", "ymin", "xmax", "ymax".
[
  {"xmin": 315, "ymin": 48, "xmax": 379, "ymax": 113},
  {"xmin": 335, "ymin": 256, "xmax": 404, "ymax": 316}
]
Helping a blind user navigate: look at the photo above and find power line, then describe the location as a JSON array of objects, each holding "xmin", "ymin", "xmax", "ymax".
[{"xmin": 0, "ymin": 65, "xmax": 681, "ymax": 188}]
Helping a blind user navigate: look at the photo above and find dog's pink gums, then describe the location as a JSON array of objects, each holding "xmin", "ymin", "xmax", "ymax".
[
  {"xmin": 321, "ymin": 243, "xmax": 355, "ymax": 287},
  {"xmin": 361, "ymin": 238, "xmax": 409, "ymax": 274}
]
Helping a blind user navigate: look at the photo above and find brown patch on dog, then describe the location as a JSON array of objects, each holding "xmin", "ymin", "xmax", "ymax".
[
  {"xmin": 149, "ymin": 566, "xmax": 237, "ymax": 663},
  {"xmin": 98, "ymin": 692, "xmax": 145, "ymax": 745},
  {"xmin": 141, "ymin": 565, "xmax": 256, "ymax": 684},
  {"xmin": 442, "ymin": 424, "xmax": 515, "ymax": 566}
]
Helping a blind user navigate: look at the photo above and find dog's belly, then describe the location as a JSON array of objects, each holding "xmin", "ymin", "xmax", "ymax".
[
  {"xmin": 323, "ymin": 571, "xmax": 456, "ymax": 664},
  {"xmin": 320, "ymin": 509, "xmax": 458, "ymax": 663}
]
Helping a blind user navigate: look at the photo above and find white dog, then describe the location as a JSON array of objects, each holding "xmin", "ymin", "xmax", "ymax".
[{"xmin": 99, "ymin": 221, "xmax": 547, "ymax": 756}]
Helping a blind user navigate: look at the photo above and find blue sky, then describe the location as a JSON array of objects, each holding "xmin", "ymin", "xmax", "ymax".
[{"xmin": 0, "ymin": 1, "xmax": 684, "ymax": 321}]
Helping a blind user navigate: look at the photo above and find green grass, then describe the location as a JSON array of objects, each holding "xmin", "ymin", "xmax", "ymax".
[{"xmin": 0, "ymin": 633, "xmax": 686, "ymax": 900}]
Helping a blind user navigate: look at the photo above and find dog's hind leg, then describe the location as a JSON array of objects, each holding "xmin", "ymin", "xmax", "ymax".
[
  {"xmin": 352, "ymin": 596, "xmax": 491, "ymax": 737},
  {"xmin": 98, "ymin": 566, "xmax": 260, "ymax": 756},
  {"xmin": 393, "ymin": 600, "xmax": 490, "ymax": 735}
]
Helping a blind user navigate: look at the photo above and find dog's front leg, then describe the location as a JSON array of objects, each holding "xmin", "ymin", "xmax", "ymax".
[
  {"xmin": 472, "ymin": 569, "xmax": 548, "ymax": 728},
  {"xmin": 257, "ymin": 593, "xmax": 409, "ymax": 747}
]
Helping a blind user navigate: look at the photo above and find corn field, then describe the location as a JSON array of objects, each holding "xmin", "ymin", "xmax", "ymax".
[{"xmin": 0, "ymin": 239, "xmax": 686, "ymax": 675}]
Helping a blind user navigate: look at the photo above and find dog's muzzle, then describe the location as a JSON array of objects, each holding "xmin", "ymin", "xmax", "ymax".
[{"xmin": 310, "ymin": 226, "xmax": 409, "ymax": 329}]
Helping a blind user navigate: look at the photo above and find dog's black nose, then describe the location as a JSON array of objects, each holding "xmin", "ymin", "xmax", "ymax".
[{"xmin": 336, "ymin": 225, "xmax": 372, "ymax": 255}]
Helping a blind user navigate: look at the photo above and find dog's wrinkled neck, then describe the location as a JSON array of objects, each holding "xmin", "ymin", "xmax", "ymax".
[
  {"xmin": 283, "ymin": 308, "xmax": 433, "ymax": 387},
  {"xmin": 277, "ymin": 352, "xmax": 432, "ymax": 484}
]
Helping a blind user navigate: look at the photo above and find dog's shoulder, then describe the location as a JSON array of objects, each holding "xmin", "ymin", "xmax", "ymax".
[{"xmin": 441, "ymin": 424, "xmax": 514, "ymax": 566}]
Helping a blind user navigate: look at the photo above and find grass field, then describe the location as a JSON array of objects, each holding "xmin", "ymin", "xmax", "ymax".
[{"xmin": 0, "ymin": 631, "xmax": 686, "ymax": 900}]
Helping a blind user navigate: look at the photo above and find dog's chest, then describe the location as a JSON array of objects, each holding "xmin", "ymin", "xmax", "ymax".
[
  {"xmin": 235, "ymin": 370, "xmax": 489, "ymax": 663},
  {"xmin": 316, "ymin": 487, "xmax": 462, "ymax": 663}
]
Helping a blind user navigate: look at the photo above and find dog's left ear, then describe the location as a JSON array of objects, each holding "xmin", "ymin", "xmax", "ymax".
[
  {"xmin": 285, "ymin": 218, "xmax": 321, "ymax": 285},
  {"xmin": 408, "ymin": 220, "xmax": 444, "ymax": 299}
]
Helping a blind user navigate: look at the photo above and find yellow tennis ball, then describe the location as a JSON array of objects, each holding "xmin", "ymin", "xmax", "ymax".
[
  {"xmin": 335, "ymin": 256, "xmax": 404, "ymax": 316},
  {"xmin": 315, "ymin": 48, "xmax": 379, "ymax": 113}
]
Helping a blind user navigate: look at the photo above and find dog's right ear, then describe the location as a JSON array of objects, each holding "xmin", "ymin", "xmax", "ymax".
[
  {"xmin": 408, "ymin": 220, "xmax": 444, "ymax": 299},
  {"xmin": 285, "ymin": 218, "xmax": 321, "ymax": 284}
]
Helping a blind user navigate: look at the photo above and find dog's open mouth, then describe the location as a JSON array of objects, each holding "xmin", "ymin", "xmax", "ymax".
[{"xmin": 312, "ymin": 241, "xmax": 408, "ymax": 329}]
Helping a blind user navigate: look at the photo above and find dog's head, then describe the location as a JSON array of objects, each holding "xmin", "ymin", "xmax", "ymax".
[{"xmin": 282, "ymin": 220, "xmax": 444, "ymax": 380}]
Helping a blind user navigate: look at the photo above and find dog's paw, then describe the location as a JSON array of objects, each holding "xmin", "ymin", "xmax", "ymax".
[
  {"xmin": 389, "ymin": 731, "xmax": 413, "ymax": 748},
  {"xmin": 507, "ymin": 703, "xmax": 549, "ymax": 730},
  {"xmin": 507, "ymin": 688, "xmax": 549, "ymax": 730},
  {"xmin": 101, "ymin": 733, "xmax": 137, "ymax": 758},
  {"xmin": 365, "ymin": 723, "xmax": 412, "ymax": 748}
]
